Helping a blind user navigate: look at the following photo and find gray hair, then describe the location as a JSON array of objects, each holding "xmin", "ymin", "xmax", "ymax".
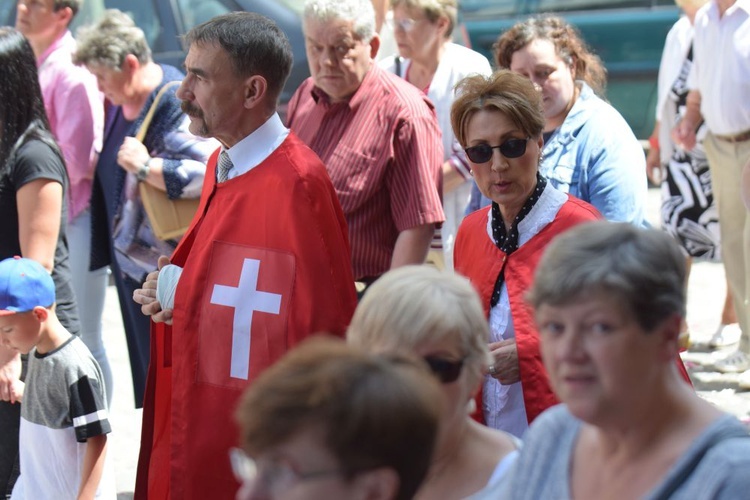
[
  {"xmin": 74, "ymin": 9, "xmax": 151, "ymax": 69},
  {"xmin": 347, "ymin": 266, "xmax": 492, "ymax": 383},
  {"xmin": 528, "ymin": 222, "xmax": 687, "ymax": 331},
  {"xmin": 184, "ymin": 12, "xmax": 293, "ymax": 104},
  {"xmin": 303, "ymin": 0, "xmax": 376, "ymax": 42},
  {"xmin": 391, "ymin": 0, "xmax": 457, "ymax": 38}
]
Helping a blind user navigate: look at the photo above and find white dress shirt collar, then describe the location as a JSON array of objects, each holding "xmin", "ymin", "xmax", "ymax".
[{"xmin": 222, "ymin": 113, "xmax": 290, "ymax": 180}]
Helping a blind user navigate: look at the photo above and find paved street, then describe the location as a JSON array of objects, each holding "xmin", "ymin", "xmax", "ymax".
[{"xmin": 103, "ymin": 187, "xmax": 750, "ymax": 497}]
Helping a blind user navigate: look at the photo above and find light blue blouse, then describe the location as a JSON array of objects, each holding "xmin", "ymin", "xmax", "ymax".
[{"xmin": 466, "ymin": 82, "xmax": 649, "ymax": 227}]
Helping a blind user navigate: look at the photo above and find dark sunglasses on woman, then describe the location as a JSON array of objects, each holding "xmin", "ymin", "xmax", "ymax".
[
  {"xmin": 423, "ymin": 356, "xmax": 465, "ymax": 384},
  {"xmin": 465, "ymin": 137, "xmax": 530, "ymax": 163}
]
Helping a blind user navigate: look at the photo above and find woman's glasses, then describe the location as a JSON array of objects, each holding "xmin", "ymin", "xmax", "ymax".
[
  {"xmin": 390, "ymin": 17, "xmax": 424, "ymax": 32},
  {"xmin": 464, "ymin": 137, "xmax": 530, "ymax": 163},
  {"xmin": 423, "ymin": 356, "xmax": 465, "ymax": 384},
  {"xmin": 229, "ymin": 448, "xmax": 344, "ymax": 495}
]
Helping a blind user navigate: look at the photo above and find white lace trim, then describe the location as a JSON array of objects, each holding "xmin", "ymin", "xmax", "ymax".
[{"xmin": 483, "ymin": 184, "xmax": 566, "ymax": 431}]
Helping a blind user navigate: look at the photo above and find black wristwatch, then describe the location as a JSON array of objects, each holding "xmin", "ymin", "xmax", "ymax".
[{"xmin": 137, "ymin": 158, "xmax": 151, "ymax": 181}]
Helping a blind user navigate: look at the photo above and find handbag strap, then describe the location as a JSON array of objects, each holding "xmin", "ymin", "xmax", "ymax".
[
  {"xmin": 654, "ymin": 425, "xmax": 749, "ymax": 500},
  {"xmin": 135, "ymin": 80, "xmax": 181, "ymax": 143}
]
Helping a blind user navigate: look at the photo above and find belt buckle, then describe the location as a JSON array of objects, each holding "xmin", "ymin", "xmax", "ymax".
[{"xmin": 717, "ymin": 129, "xmax": 750, "ymax": 143}]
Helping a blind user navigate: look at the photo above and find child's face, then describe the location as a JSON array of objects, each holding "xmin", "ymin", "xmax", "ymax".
[{"xmin": 0, "ymin": 311, "xmax": 42, "ymax": 354}]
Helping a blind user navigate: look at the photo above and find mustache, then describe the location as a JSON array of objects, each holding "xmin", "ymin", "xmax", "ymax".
[{"xmin": 181, "ymin": 100, "xmax": 203, "ymax": 118}]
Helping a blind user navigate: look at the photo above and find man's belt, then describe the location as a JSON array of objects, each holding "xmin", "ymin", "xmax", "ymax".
[{"xmin": 714, "ymin": 129, "xmax": 750, "ymax": 143}]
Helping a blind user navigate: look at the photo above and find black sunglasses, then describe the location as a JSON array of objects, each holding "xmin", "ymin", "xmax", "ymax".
[
  {"xmin": 464, "ymin": 137, "xmax": 530, "ymax": 163},
  {"xmin": 423, "ymin": 356, "xmax": 465, "ymax": 384}
]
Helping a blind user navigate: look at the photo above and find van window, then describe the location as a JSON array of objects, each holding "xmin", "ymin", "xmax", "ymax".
[
  {"xmin": 176, "ymin": 0, "xmax": 230, "ymax": 29},
  {"xmin": 102, "ymin": 0, "xmax": 162, "ymax": 50},
  {"xmin": 535, "ymin": 0, "xmax": 651, "ymax": 12},
  {"xmin": 459, "ymin": 0, "xmax": 518, "ymax": 16}
]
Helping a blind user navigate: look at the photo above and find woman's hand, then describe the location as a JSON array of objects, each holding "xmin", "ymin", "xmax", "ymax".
[
  {"xmin": 488, "ymin": 339, "xmax": 520, "ymax": 385},
  {"xmin": 117, "ymin": 137, "xmax": 150, "ymax": 175}
]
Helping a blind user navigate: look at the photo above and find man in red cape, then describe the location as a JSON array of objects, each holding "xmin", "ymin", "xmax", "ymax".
[{"xmin": 132, "ymin": 13, "xmax": 357, "ymax": 499}]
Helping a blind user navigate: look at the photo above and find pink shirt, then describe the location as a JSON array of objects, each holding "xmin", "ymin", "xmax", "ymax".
[
  {"xmin": 38, "ymin": 31, "xmax": 103, "ymax": 221},
  {"xmin": 287, "ymin": 65, "xmax": 444, "ymax": 280}
]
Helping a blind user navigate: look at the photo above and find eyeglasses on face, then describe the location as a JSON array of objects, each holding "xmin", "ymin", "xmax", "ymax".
[
  {"xmin": 464, "ymin": 137, "xmax": 530, "ymax": 163},
  {"xmin": 229, "ymin": 448, "xmax": 344, "ymax": 495},
  {"xmin": 390, "ymin": 17, "xmax": 423, "ymax": 32},
  {"xmin": 423, "ymin": 355, "xmax": 465, "ymax": 384}
]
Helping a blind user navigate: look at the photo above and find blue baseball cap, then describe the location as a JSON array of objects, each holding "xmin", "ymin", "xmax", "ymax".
[{"xmin": 0, "ymin": 257, "xmax": 55, "ymax": 316}]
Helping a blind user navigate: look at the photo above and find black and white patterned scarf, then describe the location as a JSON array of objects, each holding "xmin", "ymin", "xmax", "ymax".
[{"xmin": 489, "ymin": 173, "xmax": 548, "ymax": 307}]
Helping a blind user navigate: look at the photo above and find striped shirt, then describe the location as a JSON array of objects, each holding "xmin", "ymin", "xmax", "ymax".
[{"xmin": 287, "ymin": 65, "xmax": 444, "ymax": 280}]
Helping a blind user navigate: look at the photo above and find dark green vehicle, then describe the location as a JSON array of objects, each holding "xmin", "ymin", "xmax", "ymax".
[{"xmin": 460, "ymin": 0, "xmax": 681, "ymax": 140}]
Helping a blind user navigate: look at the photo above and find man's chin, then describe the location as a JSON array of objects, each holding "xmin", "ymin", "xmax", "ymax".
[{"xmin": 187, "ymin": 120, "xmax": 210, "ymax": 138}]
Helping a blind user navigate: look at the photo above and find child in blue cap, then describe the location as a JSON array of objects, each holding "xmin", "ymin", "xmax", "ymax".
[{"xmin": 0, "ymin": 257, "xmax": 115, "ymax": 499}]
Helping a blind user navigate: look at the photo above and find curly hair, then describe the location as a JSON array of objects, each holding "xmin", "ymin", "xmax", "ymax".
[{"xmin": 493, "ymin": 15, "xmax": 607, "ymax": 96}]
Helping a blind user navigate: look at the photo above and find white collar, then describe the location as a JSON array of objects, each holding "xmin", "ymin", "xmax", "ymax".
[
  {"xmin": 223, "ymin": 113, "xmax": 290, "ymax": 180},
  {"xmin": 484, "ymin": 182, "xmax": 567, "ymax": 247}
]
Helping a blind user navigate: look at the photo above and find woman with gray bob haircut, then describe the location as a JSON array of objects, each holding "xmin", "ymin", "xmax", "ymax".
[
  {"xmin": 479, "ymin": 222, "xmax": 749, "ymax": 500},
  {"xmin": 348, "ymin": 265, "xmax": 520, "ymax": 498},
  {"xmin": 528, "ymin": 221, "xmax": 687, "ymax": 331},
  {"xmin": 74, "ymin": 9, "xmax": 151, "ymax": 69}
]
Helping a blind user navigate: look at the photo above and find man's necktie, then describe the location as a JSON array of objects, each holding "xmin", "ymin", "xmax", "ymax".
[{"xmin": 217, "ymin": 150, "xmax": 233, "ymax": 183}]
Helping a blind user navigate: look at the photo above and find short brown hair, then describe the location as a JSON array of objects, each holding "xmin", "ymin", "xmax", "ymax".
[
  {"xmin": 494, "ymin": 15, "xmax": 607, "ymax": 96},
  {"xmin": 235, "ymin": 336, "xmax": 441, "ymax": 500},
  {"xmin": 450, "ymin": 69, "xmax": 545, "ymax": 148}
]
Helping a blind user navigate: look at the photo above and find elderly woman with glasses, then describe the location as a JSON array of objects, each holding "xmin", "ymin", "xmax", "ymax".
[
  {"xmin": 450, "ymin": 70, "xmax": 600, "ymax": 438},
  {"xmin": 234, "ymin": 337, "xmax": 442, "ymax": 500},
  {"xmin": 474, "ymin": 222, "xmax": 749, "ymax": 500},
  {"xmin": 379, "ymin": 0, "xmax": 491, "ymax": 269},
  {"xmin": 347, "ymin": 265, "xmax": 520, "ymax": 498}
]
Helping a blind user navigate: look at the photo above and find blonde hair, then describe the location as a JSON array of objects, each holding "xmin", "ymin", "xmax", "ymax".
[
  {"xmin": 347, "ymin": 266, "xmax": 491, "ymax": 382},
  {"xmin": 675, "ymin": 0, "xmax": 709, "ymax": 9},
  {"xmin": 390, "ymin": 0, "xmax": 457, "ymax": 38}
]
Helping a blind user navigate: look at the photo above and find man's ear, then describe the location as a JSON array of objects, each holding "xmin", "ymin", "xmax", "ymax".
[
  {"xmin": 54, "ymin": 6, "xmax": 74, "ymax": 29},
  {"xmin": 32, "ymin": 306, "xmax": 49, "ymax": 323},
  {"xmin": 244, "ymin": 75, "xmax": 268, "ymax": 109},
  {"xmin": 353, "ymin": 467, "xmax": 400, "ymax": 500},
  {"xmin": 369, "ymin": 33, "xmax": 381, "ymax": 60}
]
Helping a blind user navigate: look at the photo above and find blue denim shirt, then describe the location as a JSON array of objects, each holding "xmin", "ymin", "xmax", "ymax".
[{"xmin": 466, "ymin": 82, "xmax": 649, "ymax": 227}]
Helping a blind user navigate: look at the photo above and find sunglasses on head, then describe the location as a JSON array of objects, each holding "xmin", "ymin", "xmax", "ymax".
[
  {"xmin": 423, "ymin": 356, "xmax": 465, "ymax": 384},
  {"xmin": 464, "ymin": 137, "xmax": 530, "ymax": 163}
]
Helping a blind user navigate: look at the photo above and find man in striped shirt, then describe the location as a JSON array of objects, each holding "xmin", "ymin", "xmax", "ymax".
[{"xmin": 287, "ymin": 0, "xmax": 444, "ymax": 287}]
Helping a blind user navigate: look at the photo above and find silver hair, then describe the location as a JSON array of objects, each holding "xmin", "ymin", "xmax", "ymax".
[
  {"xmin": 303, "ymin": 0, "xmax": 376, "ymax": 42},
  {"xmin": 73, "ymin": 9, "xmax": 151, "ymax": 69},
  {"xmin": 528, "ymin": 221, "xmax": 687, "ymax": 331}
]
